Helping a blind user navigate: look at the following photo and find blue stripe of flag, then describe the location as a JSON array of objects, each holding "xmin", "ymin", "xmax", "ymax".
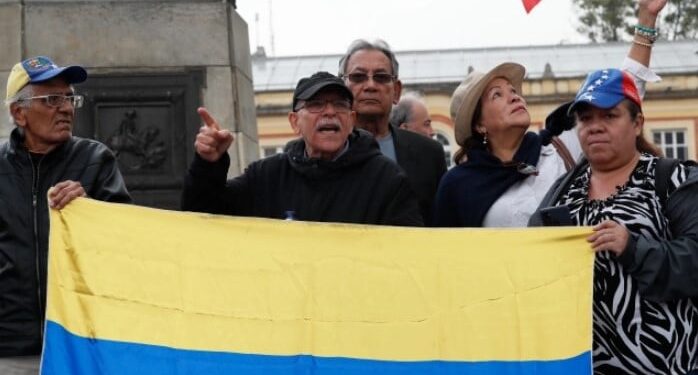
[{"xmin": 41, "ymin": 321, "xmax": 591, "ymax": 375}]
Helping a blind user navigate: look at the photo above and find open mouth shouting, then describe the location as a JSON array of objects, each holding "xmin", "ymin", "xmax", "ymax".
[{"xmin": 316, "ymin": 119, "xmax": 342, "ymax": 133}]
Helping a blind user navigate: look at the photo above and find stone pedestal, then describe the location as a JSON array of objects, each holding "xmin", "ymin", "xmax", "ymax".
[{"xmin": 0, "ymin": 0, "xmax": 258, "ymax": 208}]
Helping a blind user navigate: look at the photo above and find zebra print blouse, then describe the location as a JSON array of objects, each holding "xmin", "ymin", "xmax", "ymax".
[{"xmin": 556, "ymin": 154, "xmax": 697, "ymax": 375}]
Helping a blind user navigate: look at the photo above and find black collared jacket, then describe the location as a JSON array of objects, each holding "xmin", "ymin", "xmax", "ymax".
[{"xmin": 0, "ymin": 128, "xmax": 132, "ymax": 356}]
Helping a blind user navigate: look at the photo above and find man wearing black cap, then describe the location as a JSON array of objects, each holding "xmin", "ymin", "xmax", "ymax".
[
  {"xmin": 0, "ymin": 57, "xmax": 131, "ymax": 364},
  {"xmin": 182, "ymin": 71, "xmax": 422, "ymax": 226}
]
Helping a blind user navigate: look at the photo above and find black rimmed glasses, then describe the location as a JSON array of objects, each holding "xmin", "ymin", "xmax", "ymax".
[
  {"xmin": 342, "ymin": 72, "xmax": 396, "ymax": 85},
  {"xmin": 20, "ymin": 94, "xmax": 84, "ymax": 109},
  {"xmin": 295, "ymin": 99, "xmax": 352, "ymax": 113}
]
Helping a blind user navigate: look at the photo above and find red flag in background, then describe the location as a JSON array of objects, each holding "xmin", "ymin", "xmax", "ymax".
[{"xmin": 522, "ymin": 0, "xmax": 541, "ymax": 13}]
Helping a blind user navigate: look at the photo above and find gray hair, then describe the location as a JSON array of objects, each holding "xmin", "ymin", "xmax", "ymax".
[
  {"xmin": 338, "ymin": 39, "xmax": 399, "ymax": 77},
  {"xmin": 389, "ymin": 91, "xmax": 424, "ymax": 127},
  {"xmin": 5, "ymin": 84, "xmax": 34, "ymax": 124}
]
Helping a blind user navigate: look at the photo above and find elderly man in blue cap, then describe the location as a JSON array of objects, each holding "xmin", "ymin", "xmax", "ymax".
[{"xmin": 0, "ymin": 56, "xmax": 132, "ymax": 368}]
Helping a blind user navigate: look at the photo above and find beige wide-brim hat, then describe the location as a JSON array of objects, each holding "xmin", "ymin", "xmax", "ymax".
[{"xmin": 450, "ymin": 62, "xmax": 526, "ymax": 146}]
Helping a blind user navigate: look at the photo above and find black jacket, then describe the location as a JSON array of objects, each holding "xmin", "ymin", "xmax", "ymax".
[
  {"xmin": 0, "ymin": 128, "xmax": 132, "ymax": 356},
  {"xmin": 530, "ymin": 158, "xmax": 698, "ymax": 302},
  {"xmin": 391, "ymin": 126, "xmax": 447, "ymax": 226},
  {"xmin": 182, "ymin": 129, "xmax": 423, "ymax": 226}
]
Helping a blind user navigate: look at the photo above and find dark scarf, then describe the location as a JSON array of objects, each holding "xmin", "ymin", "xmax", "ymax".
[{"xmin": 457, "ymin": 132, "xmax": 547, "ymax": 226}]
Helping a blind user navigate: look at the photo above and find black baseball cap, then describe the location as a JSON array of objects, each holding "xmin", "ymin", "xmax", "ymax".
[{"xmin": 292, "ymin": 71, "xmax": 353, "ymax": 111}]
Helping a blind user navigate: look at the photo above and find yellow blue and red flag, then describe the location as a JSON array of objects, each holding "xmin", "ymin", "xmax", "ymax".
[{"xmin": 42, "ymin": 198, "xmax": 593, "ymax": 374}]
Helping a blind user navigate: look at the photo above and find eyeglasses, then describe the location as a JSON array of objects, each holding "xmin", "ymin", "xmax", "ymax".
[
  {"xmin": 296, "ymin": 99, "xmax": 352, "ymax": 113},
  {"xmin": 20, "ymin": 94, "xmax": 84, "ymax": 108},
  {"xmin": 342, "ymin": 72, "xmax": 396, "ymax": 84}
]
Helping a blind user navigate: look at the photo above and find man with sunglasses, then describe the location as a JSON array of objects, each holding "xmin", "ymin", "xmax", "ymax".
[
  {"xmin": 339, "ymin": 40, "xmax": 447, "ymax": 226},
  {"xmin": 0, "ymin": 56, "xmax": 131, "ymax": 365},
  {"xmin": 182, "ymin": 71, "xmax": 421, "ymax": 226}
]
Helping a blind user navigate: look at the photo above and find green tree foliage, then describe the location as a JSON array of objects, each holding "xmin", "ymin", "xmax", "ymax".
[
  {"xmin": 663, "ymin": 0, "xmax": 698, "ymax": 39},
  {"xmin": 573, "ymin": 0, "xmax": 697, "ymax": 41},
  {"xmin": 573, "ymin": 0, "xmax": 634, "ymax": 42}
]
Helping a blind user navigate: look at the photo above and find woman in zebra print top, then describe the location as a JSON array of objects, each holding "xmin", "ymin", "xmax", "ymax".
[{"xmin": 531, "ymin": 67, "xmax": 698, "ymax": 373}]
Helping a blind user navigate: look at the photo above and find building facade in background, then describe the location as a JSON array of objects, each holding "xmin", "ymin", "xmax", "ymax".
[
  {"xmin": 252, "ymin": 40, "xmax": 698, "ymax": 167},
  {"xmin": 1, "ymin": 1, "xmax": 694, "ymax": 207}
]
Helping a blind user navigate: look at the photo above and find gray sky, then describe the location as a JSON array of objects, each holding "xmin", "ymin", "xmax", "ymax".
[{"xmin": 236, "ymin": 0, "xmax": 588, "ymax": 57}]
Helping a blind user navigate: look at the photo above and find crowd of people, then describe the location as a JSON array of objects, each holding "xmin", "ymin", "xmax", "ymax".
[{"xmin": 1, "ymin": 0, "xmax": 696, "ymax": 373}]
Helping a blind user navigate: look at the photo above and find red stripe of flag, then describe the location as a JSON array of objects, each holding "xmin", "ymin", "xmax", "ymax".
[{"xmin": 522, "ymin": 0, "xmax": 541, "ymax": 13}]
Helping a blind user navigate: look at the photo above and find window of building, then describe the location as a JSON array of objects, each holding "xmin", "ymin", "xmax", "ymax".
[
  {"xmin": 433, "ymin": 132, "xmax": 453, "ymax": 168},
  {"xmin": 261, "ymin": 145, "xmax": 284, "ymax": 158},
  {"xmin": 652, "ymin": 129, "xmax": 687, "ymax": 160}
]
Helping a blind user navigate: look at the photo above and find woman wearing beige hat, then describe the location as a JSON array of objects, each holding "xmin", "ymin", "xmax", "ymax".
[{"xmin": 433, "ymin": 0, "xmax": 665, "ymax": 228}]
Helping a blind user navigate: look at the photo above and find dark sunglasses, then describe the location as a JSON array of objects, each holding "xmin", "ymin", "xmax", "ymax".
[{"xmin": 342, "ymin": 72, "xmax": 395, "ymax": 85}]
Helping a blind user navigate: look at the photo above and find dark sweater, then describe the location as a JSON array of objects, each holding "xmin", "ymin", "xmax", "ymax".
[{"xmin": 182, "ymin": 129, "xmax": 423, "ymax": 226}]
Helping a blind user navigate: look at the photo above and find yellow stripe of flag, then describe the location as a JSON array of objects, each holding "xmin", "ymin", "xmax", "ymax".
[{"xmin": 47, "ymin": 198, "xmax": 593, "ymax": 362}]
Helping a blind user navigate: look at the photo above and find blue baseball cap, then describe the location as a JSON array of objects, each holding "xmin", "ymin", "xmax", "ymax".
[
  {"xmin": 6, "ymin": 56, "xmax": 87, "ymax": 100},
  {"xmin": 567, "ymin": 68, "xmax": 642, "ymax": 115}
]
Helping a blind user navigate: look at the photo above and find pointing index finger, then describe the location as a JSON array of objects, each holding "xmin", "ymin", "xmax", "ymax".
[{"xmin": 198, "ymin": 107, "xmax": 220, "ymax": 131}]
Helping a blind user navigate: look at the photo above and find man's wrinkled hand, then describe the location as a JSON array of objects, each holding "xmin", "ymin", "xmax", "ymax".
[
  {"xmin": 48, "ymin": 180, "xmax": 86, "ymax": 210},
  {"xmin": 195, "ymin": 107, "xmax": 234, "ymax": 162}
]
